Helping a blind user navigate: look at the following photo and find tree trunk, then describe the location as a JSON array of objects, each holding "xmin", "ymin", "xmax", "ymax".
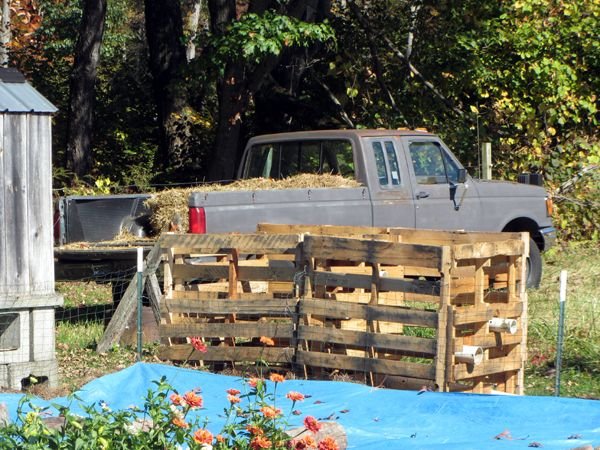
[
  {"xmin": 65, "ymin": 0, "xmax": 107, "ymax": 178},
  {"xmin": 144, "ymin": 0, "xmax": 188, "ymax": 171},
  {"xmin": 0, "ymin": 0, "xmax": 10, "ymax": 67}
]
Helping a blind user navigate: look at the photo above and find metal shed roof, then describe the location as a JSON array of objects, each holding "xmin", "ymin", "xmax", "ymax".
[{"xmin": 0, "ymin": 68, "xmax": 57, "ymax": 113}]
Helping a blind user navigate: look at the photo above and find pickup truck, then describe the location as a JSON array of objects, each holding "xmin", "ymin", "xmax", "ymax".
[{"xmin": 187, "ymin": 129, "xmax": 556, "ymax": 288}]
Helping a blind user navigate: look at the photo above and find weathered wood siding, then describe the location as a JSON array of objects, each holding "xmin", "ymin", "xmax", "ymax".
[{"xmin": 0, "ymin": 113, "xmax": 55, "ymax": 300}]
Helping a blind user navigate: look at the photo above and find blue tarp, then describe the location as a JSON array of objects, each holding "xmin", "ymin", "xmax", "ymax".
[{"xmin": 1, "ymin": 363, "xmax": 599, "ymax": 449}]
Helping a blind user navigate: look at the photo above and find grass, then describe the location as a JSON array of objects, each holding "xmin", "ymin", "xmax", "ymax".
[
  {"xmin": 48, "ymin": 241, "xmax": 600, "ymax": 398},
  {"xmin": 525, "ymin": 241, "xmax": 600, "ymax": 397}
]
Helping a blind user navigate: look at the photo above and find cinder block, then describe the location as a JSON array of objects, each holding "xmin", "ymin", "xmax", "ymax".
[
  {"xmin": 0, "ymin": 365, "xmax": 8, "ymax": 387},
  {"xmin": 0, "ymin": 310, "xmax": 30, "ymax": 365},
  {"xmin": 5, "ymin": 359, "xmax": 58, "ymax": 390},
  {"xmin": 31, "ymin": 308, "xmax": 56, "ymax": 362}
]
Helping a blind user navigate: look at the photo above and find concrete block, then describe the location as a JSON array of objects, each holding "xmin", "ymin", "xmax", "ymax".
[
  {"xmin": 31, "ymin": 308, "xmax": 56, "ymax": 362},
  {"xmin": 3, "ymin": 359, "xmax": 58, "ymax": 390},
  {"xmin": 0, "ymin": 310, "xmax": 30, "ymax": 365}
]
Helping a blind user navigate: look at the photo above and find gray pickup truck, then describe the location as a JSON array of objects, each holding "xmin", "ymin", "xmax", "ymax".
[{"xmin": 188, "ymin": 129, "xmax": 556, "ymax": 288}]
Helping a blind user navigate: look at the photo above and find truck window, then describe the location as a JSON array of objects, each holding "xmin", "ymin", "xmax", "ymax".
[
  {"xmin": 372, "ymin": 140, "xmax": 401, "ymax": 187},
  {"xmin": 409, "ymin": 141, "xmax": 460, "ymax": 184},
  {"xmin": 245, "ymin": 140, "xmax": 354, "ymax": 179}
]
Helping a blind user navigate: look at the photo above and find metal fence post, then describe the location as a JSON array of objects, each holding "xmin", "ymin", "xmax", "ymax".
[
  {"xmin": 137, "ymin": 247, "xmax": 143, "ymax": 361},
  {"xmin": 555, "ymin": 270, "xmax": 568, "ymax": 396}
]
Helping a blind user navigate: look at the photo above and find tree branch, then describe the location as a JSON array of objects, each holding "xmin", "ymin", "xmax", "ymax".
[{"xmin": 348, "ymin": 1, "xmax": 465, "ymax": 117}]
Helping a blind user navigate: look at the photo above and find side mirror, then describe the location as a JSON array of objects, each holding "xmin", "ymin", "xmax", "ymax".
[{"xmin": 457, "ymin": 168, "xmax": 467, "ymax": 184}]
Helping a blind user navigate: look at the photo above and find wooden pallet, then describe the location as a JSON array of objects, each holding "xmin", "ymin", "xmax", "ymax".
[
  {"xmin": 156, "ymin": 226, "xmax": 527, "ymax": 394},
  {"xmin": 158, "ymin": 233, "xmax": 302, "ymax": 369}
]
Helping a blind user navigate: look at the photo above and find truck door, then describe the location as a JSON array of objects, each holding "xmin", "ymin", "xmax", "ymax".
[
  {"xmin": 401, "ymin": 137, "xmax": 482, "ymax": 231},
  {"xmin": 364, "ymin": 138, "xmax": 416, "ymax": 228}
]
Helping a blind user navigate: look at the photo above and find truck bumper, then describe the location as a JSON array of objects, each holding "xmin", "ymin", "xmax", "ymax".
[{"xmin": 539, "ymin": 226, "xmax": 557, "ymax": 251}]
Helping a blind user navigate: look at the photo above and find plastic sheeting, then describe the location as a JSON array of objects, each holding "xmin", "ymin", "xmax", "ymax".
[{"xmin": 1, "ymin": 363, "xmax": 599, "ymax": 449}]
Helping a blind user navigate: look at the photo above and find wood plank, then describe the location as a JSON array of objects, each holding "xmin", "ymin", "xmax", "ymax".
[
  {"xmin": 296, "ymin": 350, "xmax": 435, "ymax": 379},
  {"xmin": 453, "ymin": 306, "xmax": 493, "ymax": 325},
  {"xmin": 257, "ymin": 223, "xmax": 390, "ymax": 236},
  {"xmin": 172, "ymin": 264, "xmax": 297, "ymax": 282},
  {"xmin": 158, "ymin": 344, "xmax": 293, "ymax": 362},
  {"xmin": 160, "ymin": 322, "xmax": 293, "ymax": 338},
  {"xmin": 97, "ymin": 243, "xmax": 162, "ymax": 353},
  {"xmin": 303, "ymin": 235, "xmax": 443, "ymax": 268},
  {"xmin": 453, "ymin": 357, "xmax": 522, "ymax": 380},
  {"xmin": 299, "ymin": 299, "xmax": 438, "ymax": 327},
  {"xmin": 388, "ymin": 228, "xmax": 522, "ymax": 245},
  {"xmin": 159, "ymin": 233, "xmax": 302, "ymax": 253},
  {"xmin": 163, "ymin": 298, "xmax": 298, "ymax": 315},
  {"xmin": 298, "ymin": 325, "xmax": 437, "ymax": 356},
  {"xmin": 0, "ymin": 114, "xmax": 5, "ymax": 294},
  {"xmin": 453, "ymin": 240, "xmax": 525, "ymax": 260},
  {"xmin": 147, "ymin": 273, "xmax": 163, "ymax": 325},
  {"xmin": 312, "ymin": 271, "xmax": 440, "ymax": 296}
]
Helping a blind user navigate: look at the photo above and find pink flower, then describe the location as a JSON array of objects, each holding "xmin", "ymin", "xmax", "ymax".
[
  {"xmin": 226, "ymin": 388, "xmax": 241, "ymax": 395},
  {"xmin": 304, "ymin": 416, "xmax": 322, "ymax": 433},
  {"xmin": 189, "ymin": 336, "xmax": 208, "ymax": 353}
]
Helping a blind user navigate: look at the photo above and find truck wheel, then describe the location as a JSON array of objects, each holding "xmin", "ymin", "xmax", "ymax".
[{"xmin": 526, "ymin": 238, "xmax": 542, "ymax": 289}]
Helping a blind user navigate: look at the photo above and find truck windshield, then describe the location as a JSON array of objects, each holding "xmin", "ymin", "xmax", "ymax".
[{"xmin": 245, "ymin": 140, "xmax": 355, "ymax": 179}]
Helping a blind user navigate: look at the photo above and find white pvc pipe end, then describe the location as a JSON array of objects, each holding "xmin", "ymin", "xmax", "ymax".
[
  {"xmin": 455, "ymin": 345, "xmax": 484, "ymax": 365},
  {"xmin": 489, "ymin": 317, "xmax": 518, "ymax": 334}
]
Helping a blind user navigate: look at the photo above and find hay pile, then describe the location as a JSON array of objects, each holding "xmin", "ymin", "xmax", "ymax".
[{"xmin": 145, "ymin": 174, "xmax": 362, "ymax": 234}]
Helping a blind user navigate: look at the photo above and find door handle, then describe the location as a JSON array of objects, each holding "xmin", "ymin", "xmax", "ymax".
[{"xmin": 416, "ymin": 191, "xmax": 430, "ymax": 199}]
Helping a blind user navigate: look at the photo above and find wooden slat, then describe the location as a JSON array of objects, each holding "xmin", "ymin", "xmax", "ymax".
[
  {"xmin": 298, "ymin": 325, "xmax": 436, "ymax": 356},
  {"xmin": 160, "ymin": 322, "xmax": 293, "ymax": 338},
  {"xmin": 159, "ymin": 345, "xmax": 293, "ymax": 362},
  {"xmin": 453, "ymin": 306, "xmax": 493, "ymax": 325},
  {"xmin": 303, "ymin": 235, "xmax": 443, "ymax": 268},
  {"xmin": 453, "ymin": 240, "xmax": 525, "ymax": 260},
  {"xmin": 159, "ymin": 233, "xmax": 301, "ymax": 253},
  {"xmin": 257, "ymin": 223, "xmax": 390, "ymax": 236},
  {"xmin": 453, "ymin": 357, "xmax": 522, "ymax": 380},
  {"xmin": 163, "ymin": 298, "xmax": 298, "ymax": 315},
  {"xmin": 296, "ymin": 350, "xmax": 435, "ymax": 379},
  {"xmin": 172, "ymin": 264, "xmax": 297, "ymax": 282},
  {"xmin": 312, "ymin": 271, "xmax": 440, "ymax": 296},
  {"xmin": 388, "ymin": 228, "xmax": 522, "ymax": 245},
  {"xmin": 299, "ymin": 298, "xmax": 437, "ymax": 327}
]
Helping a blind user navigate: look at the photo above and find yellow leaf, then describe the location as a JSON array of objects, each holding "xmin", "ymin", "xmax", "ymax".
[
  {"xmin": 469, "ymin": 105, "xmax": 479, "ymax": 114},
  {"xmin": 547, "ymin": 127, "xmax": 556, "ymax": 136}
]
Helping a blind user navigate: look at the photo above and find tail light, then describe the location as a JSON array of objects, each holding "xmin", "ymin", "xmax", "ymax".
[
  {"xmin": 546, "ymin": 197, "xmax": 554, "ymax": 217},
  {"xmin": 189, "ymin": 207, "xmax": 206, "ymax": 234}
]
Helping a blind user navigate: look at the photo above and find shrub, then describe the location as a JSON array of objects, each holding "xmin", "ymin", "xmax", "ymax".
[{"xmin": 0, "ymin": 375, "xmax": 340, "ymax": 450}]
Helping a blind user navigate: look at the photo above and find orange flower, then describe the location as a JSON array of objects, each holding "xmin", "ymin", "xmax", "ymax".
[
  {"xmin": 260, "ymin": 405, "xmax": 281, "ymax": 419},
  {"xmin": 247, "ymin": 377, "xmax": 261, "ymax": 388},
  {"xmin": 227, "ymin": 394, "xmax": 241, "ymax": 404},
  {"xmin": 170, "ymin": 393, "xmax": 184, "ymax": 406},
  {"xmin": 317, "ymin": 436, "xmax": 339, "ymax": 450},
  {"xmin": 172, "ymin": 417, "xmax": 189, "ymax": 428},
  {"xmin": 286, "ymin": 391, "xmax": 305, "ymax": 402},
  {"xmin": 226, "ymin": 388, "xmax": 241, "ymax": 395},
  {"xmin": 216, "ymin": 434, "xmax": 226, "ymax": 443},
  {"xmin": 293, "ymin": 434, "xmax": 316, "ymax": 449},
  {"xmin": 260, "ymin": 336, "xmax": 275, "ymax": 346},
  {"xmin": 303, "ymin": 416, "xmax": 322, "ymax": 433},
  {"xmin": 183, "ymin": 391, "xmax": 203, "ymax": 409},
  {"xmin": 246, "ymin": 425, "xmax": 264, "ymax": 436},
  {"xmin": 193, "ymin": 429, "xmax": 213, "ymax": 445},
  {"xmin": 189, "ymin": 336, "xmax": 208, "ymax": 353},
  {"xmin": 250, "ymin": 435, "xmax": 272, "ymax": 449},
  {"xmin": 269, "ymin": 373, "xmax": 285, "ymax": 383}
]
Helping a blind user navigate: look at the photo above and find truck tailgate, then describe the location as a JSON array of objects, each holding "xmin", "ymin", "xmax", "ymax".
[{"xmin": 189, "ymin": 187, "xmax": 373, "ymax": 233}]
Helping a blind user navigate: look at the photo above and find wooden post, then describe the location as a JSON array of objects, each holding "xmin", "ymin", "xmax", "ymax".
[{"xmin": 481, "ymin": 142, "xmax": 492, "ymax": 180}]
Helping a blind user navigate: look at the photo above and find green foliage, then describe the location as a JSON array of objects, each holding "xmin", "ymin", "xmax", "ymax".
[
  {"xmin": 0, "ymin": 376, "xmax": 339, "ymax": 449},
  {"xmin": 213, "ymin": 11, "xmax": 336, "ymax": 64}
]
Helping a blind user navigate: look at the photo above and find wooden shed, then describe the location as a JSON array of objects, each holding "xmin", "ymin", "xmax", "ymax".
[{"xmin": 0, "ymin": 68, "xmax": 62, "ymax": 389}]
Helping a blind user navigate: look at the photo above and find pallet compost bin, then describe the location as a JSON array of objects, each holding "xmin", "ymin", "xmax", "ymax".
[{"xmin": 157, "ymin": 223, "xmax": 528, "ymax": 394}]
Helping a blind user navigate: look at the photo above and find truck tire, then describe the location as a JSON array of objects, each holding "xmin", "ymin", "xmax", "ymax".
[{"xmin": 526, "ymin": 238, "xmax": 542, "ymax": 289}]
